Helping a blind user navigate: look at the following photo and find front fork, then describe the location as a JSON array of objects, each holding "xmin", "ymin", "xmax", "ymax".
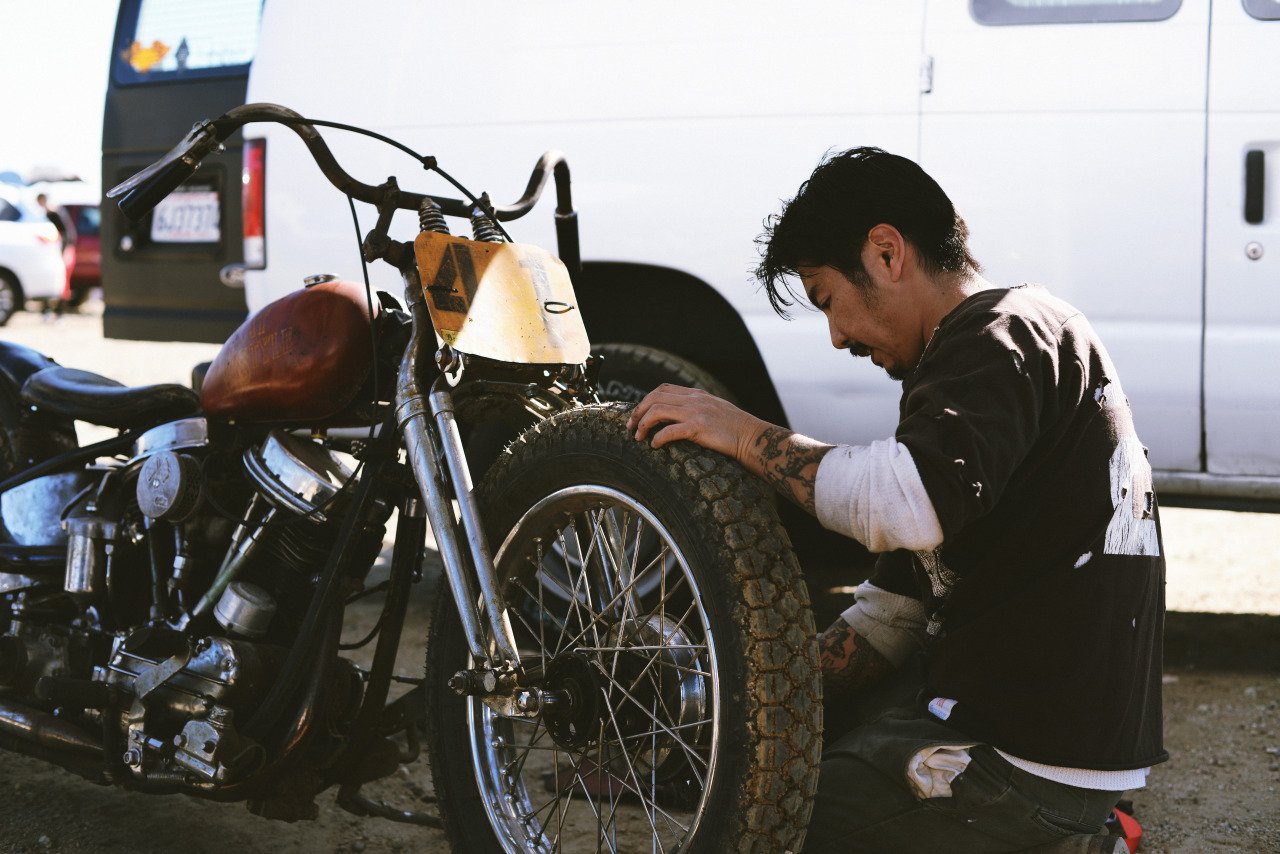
[{"xmin": 394, "ymin": 269, "xmax": 522, "ymax": 678}]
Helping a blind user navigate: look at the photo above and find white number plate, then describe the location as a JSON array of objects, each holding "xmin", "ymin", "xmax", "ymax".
[{"xmin": 151, "ymin": 190, "xmax": 221, "ymax": 243}]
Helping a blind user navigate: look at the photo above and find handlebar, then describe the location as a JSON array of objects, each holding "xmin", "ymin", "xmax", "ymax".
[{"xmin": 107, "ymin": 103, "xmax": 580, "ymax": 271}]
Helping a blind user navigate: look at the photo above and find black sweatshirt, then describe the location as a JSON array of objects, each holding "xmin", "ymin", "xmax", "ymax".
[{"xmin": 873, "ymin": 285, "xmax": 1167, "ymax": 771}]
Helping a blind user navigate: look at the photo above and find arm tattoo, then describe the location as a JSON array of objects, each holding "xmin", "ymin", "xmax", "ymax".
[
  {"xmin": 818, "ymin": 617, "xmax": 895, "ymax": 696},
  {"xmin": 755, "ymin": 426, "xmax": 829, "ymax": 515}
]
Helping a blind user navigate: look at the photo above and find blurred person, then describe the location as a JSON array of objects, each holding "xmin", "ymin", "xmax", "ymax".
[
  {"xmin": 629, "ymin": 148, "xmax": 1165, "ymax": 852},
  {"xmin": 36, "ymin": 192, "xmax": 76, "ymax": 316}
]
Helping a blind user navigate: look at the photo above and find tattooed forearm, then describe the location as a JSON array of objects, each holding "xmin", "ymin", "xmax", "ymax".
[
  {"xmin": 754, "ymin": 426, "xmax": 832, "ymax": 515},
  {"xmin": 818, "ymin": 617, "xmax": 895, "ymax": 696}
]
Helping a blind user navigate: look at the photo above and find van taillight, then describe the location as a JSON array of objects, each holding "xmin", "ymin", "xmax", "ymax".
[{"xmin": 242, "ymin": 138, "xmax": 266, "ymax": 268}]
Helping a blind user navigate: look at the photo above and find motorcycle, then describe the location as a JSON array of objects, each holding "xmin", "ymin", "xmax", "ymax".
[{"xmin": 0, "ymin": 103, "xmax": 820, "ymax": 852}]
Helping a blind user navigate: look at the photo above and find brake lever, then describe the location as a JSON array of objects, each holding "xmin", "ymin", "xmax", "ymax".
[{"xmin": 106, "ymin": 120, "xmax": 222, "ymax": 200}]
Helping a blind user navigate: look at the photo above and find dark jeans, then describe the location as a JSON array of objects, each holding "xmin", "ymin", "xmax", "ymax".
[{"xmin": 802, "ymin": 663, "xmax": 1122, "ymax": 853}]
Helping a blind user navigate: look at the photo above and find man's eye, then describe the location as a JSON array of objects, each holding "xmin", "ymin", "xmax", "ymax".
[{"xmin": 819, "ymin": 299, "xmax": 831, "ymax": 311}]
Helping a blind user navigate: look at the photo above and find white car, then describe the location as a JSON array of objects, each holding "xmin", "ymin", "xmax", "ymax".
[{"xmin": 0, "ymin": 185, "xmax": 65, "ymax": 324}]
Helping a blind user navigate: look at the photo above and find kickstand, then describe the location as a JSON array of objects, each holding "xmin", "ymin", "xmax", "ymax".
[{"xmin": 336, "ymin": 781, "xmax": 442, "ymax": 828}]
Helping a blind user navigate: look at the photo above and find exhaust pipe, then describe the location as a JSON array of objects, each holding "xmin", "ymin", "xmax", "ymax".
[{"xmin": 0, "ymin": 698, "xmax": 101, "ymax": 754}]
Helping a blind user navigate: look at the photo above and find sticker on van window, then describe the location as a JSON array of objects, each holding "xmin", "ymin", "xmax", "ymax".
[
  {"xmin": 125, "ymin": 40, "xmax": 171, "ymax": 73},
  {"xmin": 113, "ymin": 0, "xmax": 263, "ymax": 83}
]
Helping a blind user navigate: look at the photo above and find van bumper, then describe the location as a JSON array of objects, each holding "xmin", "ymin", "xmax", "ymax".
[{"xmin": 1155, "ymin": 471, "xmax": 1280, "ymax": 512}]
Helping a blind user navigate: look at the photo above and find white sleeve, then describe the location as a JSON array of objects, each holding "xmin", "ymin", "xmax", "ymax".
[
  {"xmin": 814, "ymin": 438, "xmax": 944, "ymax": 553},
  {"xmin": 840, "ymin": 581, "xmax": 928, "ymax": 667}
]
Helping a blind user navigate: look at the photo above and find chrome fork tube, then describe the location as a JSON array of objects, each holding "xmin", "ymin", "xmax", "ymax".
[
  {"xmin": 395, "ymin": 270, "xmax": 518, "ymax": 666},
  {"xmin": 427, "ymin": 389, "xmax": 519, "ymax": 664}
]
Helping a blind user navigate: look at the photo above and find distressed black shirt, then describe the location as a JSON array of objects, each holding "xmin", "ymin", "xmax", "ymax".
[{"xmin": 872, "ymin": 285, "xmax": 1167, "ymax": 770}]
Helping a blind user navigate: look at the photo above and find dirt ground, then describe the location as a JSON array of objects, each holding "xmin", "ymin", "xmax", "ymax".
[{"xmin": 0, "ymin": 305, "xmax": 1277, "ymax": 852}]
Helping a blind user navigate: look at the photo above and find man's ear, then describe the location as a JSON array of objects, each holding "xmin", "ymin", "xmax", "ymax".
[{"xmin": 866, "ymin": 224, "xmax": 906, "ymax": 282}]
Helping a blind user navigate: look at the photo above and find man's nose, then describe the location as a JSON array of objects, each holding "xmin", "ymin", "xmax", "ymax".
[{"xmin": 827, "ymin": 315, "xmax": 844, "ymax": 349}]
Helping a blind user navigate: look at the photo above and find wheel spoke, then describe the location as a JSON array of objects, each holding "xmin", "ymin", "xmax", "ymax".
[
  {"xmin": 568, "ymin": 518, "xmax": 609, "ymax": 650},
  {"xmin": 549, "ymin": 747, "xmax": 600, "ymax": 851},
  {"xmin": 573, "ymin": 648, "xmax": 712, "ymax": 678},
  {"xmin": 615, "ymin": 598, "xmax": 703, "ymax": 706},
  {"xmin": 593, "ymin": 719, "xmax": 616, "ymax": 854},
  {"xmin": 548, "ymin": 544, "xmax": 687, "ymax": 660},
  {"xmin": 615, "ymin": 716, "xmax": 715, "ymax": 743},
  {"xmin": 596, "ymin": 682, "xmax": 671, "ymax": 847},
  {"xmin": 556, "ymin": 524, "xmax": 592, "ymax": 655},
  {"xmin": 535, "ymin": 539, "xmax": 548, "ymax": 674},
  {"xmin": 502, "ymin": 715, "xmax": 548, "ymax": 785},
  {"xmin": 589, "ymin": 658, "xmax": 709, "ymax": 782},
  {"xmin": 507, "ymin": 581, "xmax": 554, "ymax": 649},
  {"xmin": 587, "ymin": 508, "xmax": 620, "ymax": 611}
]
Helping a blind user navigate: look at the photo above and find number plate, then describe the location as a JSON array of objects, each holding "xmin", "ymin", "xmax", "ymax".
[{"xmin": 151, "ymin": 190, "xmax": 221, "ymax": 243}]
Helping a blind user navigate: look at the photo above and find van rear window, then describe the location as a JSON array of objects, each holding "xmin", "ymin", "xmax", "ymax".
[
  {"xmin": 972, "ymin": 0, "xmax": 1182, "ymax": 25},
  {"xmin": 112, "ymin": 0, "xmax": 263, "ymax": 85}
]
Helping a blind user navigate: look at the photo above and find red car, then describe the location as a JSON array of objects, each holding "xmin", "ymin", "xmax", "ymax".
[{"xmin": 63, "ymin": 203, "xmax": 101, "ymax": 304}]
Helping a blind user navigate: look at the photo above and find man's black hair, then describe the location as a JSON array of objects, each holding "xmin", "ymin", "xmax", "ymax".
[{"xmin": 755, "ymin": 146, "xmax": 980, "ymax": 317}]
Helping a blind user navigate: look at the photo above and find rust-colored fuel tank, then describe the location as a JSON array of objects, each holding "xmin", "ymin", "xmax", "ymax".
[{"xmin": 202, "ymin": 280, "xmax": 374, "ymax": 424}]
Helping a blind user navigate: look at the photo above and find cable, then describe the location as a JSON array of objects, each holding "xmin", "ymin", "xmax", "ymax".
[
  {"xmin": 346, "ymin": 194, "xmax": 382, "ymax": 444},
  {"xmin": 281, "ymin": 115, "xmax": 512, "ymax": 242},
  {"xmin": 430, "ymin": 164, "xmax": 513, "ymax": 243},
  {"xmin": 346, "ymin": 580, "xmax": 391, "ymax": 605},
  {"xmin": 280, "ymin": 116, "xmax": 434, "ymax": 170},
  {"xmin": 339, "ymin": 611, "xmax": 384, "ymax": 650}
]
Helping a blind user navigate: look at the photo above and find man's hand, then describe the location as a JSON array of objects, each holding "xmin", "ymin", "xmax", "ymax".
[
  {"xmin": 627, "ymin": 384, "xmax": 765, "ymax": 459},
  {"xmin": 819, "ymin": 616, "xmax": 895, "ymax": 694},
  {"xmin": 628, "ymin": 384, "xmax": 834, "ymax": 515},
  {"xmin": 818, "ymin": 615, "xmax": 897, "ymax": 739}
]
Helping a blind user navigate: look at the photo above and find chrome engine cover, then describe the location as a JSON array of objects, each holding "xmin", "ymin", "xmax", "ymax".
[
  {"xmin": 130, "ymin": 417, "xmax": 210, "ymax": 462},
  {"xmin": 243, "ymin": 431, "xmax": 351, "ymax": 521},
  {"xmin": 103, "ymin": 630, "xmax": 276, "ymax": 717},
  {"xmin": 102, "ymin": 628, "xmax": 281, "ymax": 784}
]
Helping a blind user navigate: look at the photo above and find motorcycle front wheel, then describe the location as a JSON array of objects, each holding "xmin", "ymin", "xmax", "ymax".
[{"xmin": 424, "ymin": 404, "xmax": 821, "ymax": 853}]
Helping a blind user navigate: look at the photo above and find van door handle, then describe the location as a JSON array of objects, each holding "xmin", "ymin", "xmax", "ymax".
[{"xmin": 1245, "ymin": 150, "xmax": 1265, "ymax": 224}]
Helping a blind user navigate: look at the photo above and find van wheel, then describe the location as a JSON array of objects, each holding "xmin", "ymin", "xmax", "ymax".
[
  {"xmin": 0, "ymin": 272, "xmax": 20, "ymax": 326},
  {"xmin": 591, "ymin": 343, "xmax": 734, "ymax": 404},
  {"xmin": 465, "ymin": 344, "xmax": 732, "ymax": 481}
]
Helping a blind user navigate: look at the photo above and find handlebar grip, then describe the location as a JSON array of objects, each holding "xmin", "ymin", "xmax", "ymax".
[
  {"xmin": 116, "ymin": 156, "xmax": 201, "ymax": 222},
  {"xmin": 108, "ymin": 120, "xmax": 223, "ymax": 223},
  {"xmin": 555, "ymin": 210, "xmax": 581, "ymax": 276}
]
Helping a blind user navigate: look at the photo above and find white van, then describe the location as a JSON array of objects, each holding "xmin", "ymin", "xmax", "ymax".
[{"xmin": 240, "ymin": 0, "xmax": 1280, "ymax": 510}]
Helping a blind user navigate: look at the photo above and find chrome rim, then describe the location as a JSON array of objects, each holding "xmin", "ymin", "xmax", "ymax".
[{"xmin": 469, "ymin": 485, "xmax": 719, "ymax": 853}]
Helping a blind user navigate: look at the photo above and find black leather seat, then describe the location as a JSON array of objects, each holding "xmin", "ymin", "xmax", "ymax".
[{"xmin": 21, "ymin": 367, "xmax": 201, "ymax": 430}]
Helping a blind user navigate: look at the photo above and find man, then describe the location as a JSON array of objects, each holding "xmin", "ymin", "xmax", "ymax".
[
  {"xmin": 628, "ymin": 148, "xmax": 1165, "ymax": 852},
  {"xmin": 36, "ymin": 193, "xmax": 76, "ymax": 316}
]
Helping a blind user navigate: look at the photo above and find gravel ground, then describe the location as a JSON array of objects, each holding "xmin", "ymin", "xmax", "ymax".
[{"xmin": 0, "ymin": 303, "xmax": 1276, "ymax": 852}]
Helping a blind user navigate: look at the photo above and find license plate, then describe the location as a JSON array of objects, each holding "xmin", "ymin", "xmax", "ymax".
[{"xmin": 151, "ymin": 190, "xmax": 221, "ymax": 243}]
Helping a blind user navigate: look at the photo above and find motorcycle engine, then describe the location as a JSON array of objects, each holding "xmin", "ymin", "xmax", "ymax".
[
  {"xmin": 101, "ymin": 628, "xmax": 281, "ymax": 783},
  {"xmin": 1, "ymin": 419, "xmax": 385, "ymax": 787}
]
